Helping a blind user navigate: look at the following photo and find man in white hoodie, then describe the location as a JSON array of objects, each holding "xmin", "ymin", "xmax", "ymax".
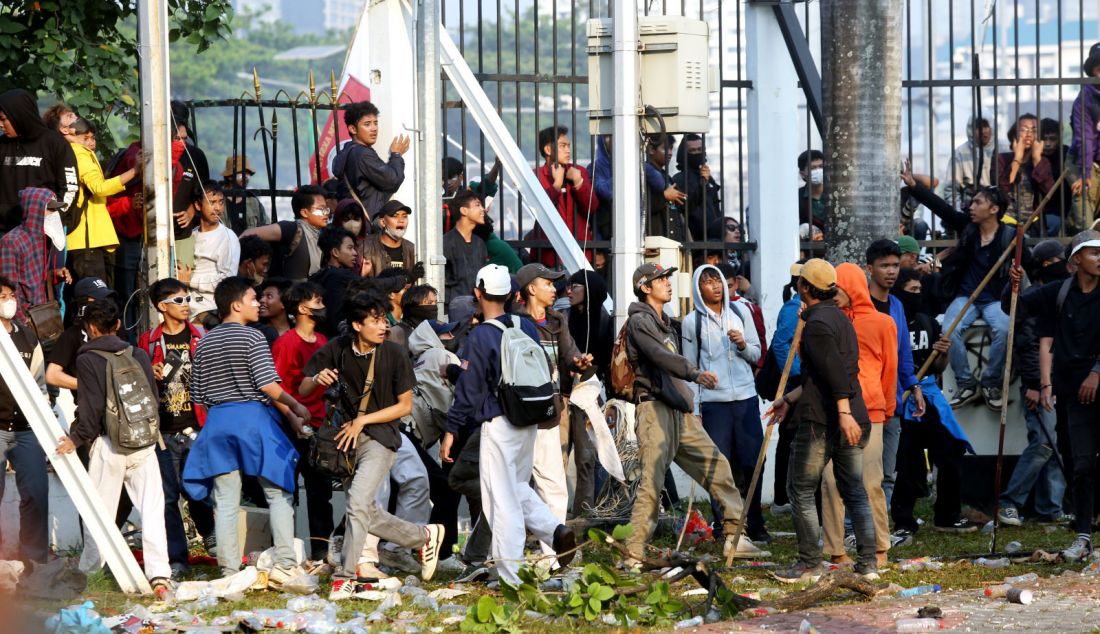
[{"xmin": 681, "ymin": 265, "xmax": 768, "ymax": 543}]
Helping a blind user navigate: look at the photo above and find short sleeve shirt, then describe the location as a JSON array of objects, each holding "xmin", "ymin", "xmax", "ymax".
[
  {"xmin": 304, "ymin": 336, "xmax": 414, "ymax": 451},
  {"xmin": 191, "ymin": 322, "xmax": 281, "ymax": 407}
]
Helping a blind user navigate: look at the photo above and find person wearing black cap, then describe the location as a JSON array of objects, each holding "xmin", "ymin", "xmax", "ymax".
[
  {"xmin": 514, "ymin": 263, "xmax": 592, "ymax": 531},
  {"xmin": 45, "ymin": 276, "xmax": 118, "ymax": 394},
  {"xmin": 622, "ymin": 262, "xmax": 767, "ymax": 568},
  {"xmin": 1070, "ymin": 43, "xmax": 1100, "ymax": 229},
  {"xmin": 362, "ymin": 199, "xmax": 415, "ymax": 275}
]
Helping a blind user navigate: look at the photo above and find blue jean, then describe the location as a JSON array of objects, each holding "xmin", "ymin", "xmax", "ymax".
[
  {"xmin": 788, "ymin": 421, "xmax": 876, "ymax": 568},
  {"xmin": 881, "ymin": 417, "xmax": 901, "ymax": 506},
  {"xmin": 942, "ymin": 296, "xmax": 1009, "ymax": 389},
  {"xmin": 157, "ymin": 432, "xmax": 215, "ymax": 566},
  {"xmin": 1000, "ymin": 390, "xmax": 1066, "ymax": 517},
  {"xmin": 212, "ymin": 471, "xmax": 296, "ymax": 576},
  {"xmin": 113, "ymin": 238, "xmax": 143, "ymax": 343},
  {"xmin": 0, "ymin": 430, "xmax": 49, "ymax": 563},
  {"xmin": 700, "ymin": 399, "xmax": 764, "ymax": 535}
]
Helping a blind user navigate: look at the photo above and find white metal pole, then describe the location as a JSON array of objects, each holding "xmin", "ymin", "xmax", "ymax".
[
  {"xmin": 611, "ymin": 0, "xmax": 642, "ymax": 331},
  {"xmin": 417, "ymin": 0, "xmax": 445, "ymax": 311},
  {"xmin": 0, "ymin": 331, "xmax": 152, "ymax": 594},
  {"xmin": 137, "ymin": 0, "xmax": 174, "ymax": 287}
]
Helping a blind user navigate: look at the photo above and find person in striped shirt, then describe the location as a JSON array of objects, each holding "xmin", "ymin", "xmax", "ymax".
[{"xmin": 181, "ymin": 276, "xmax": 312, "ymax": 587}]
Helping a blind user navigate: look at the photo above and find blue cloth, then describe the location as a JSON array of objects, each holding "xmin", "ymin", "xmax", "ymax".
[
  {"xmin": 593, "ymin": 135, "xmax": 613, "ymax": 207},
  {"xmin": 887, "ymin": 294, "xmax": 919, "ymax": 410},
  {"xmin": 182, "ymin": 401, "xmax": 299, "ymax": 500},
  {"xmin": 771, "ymin": 295, "xmax": 802, "ymax": 378},
  {"xmin": 902, "ymin": 377, "xmax": 974, "ymax": 454}
]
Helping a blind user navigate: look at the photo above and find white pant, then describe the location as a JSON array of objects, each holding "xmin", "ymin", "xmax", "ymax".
[
  {"xmin": 531, "ymin": 425, "xmax": 568, "ymax": 556},
  {"xmin": 480, "ymin": 416, "xmax": 560, "ymax": 585},
  {"xmin": 361, "ymin": 434, "xmax": 432, "ymax": 564},
  {"xmin": 79, "ymin": 436, "xmax": 171, "ymax": 581}
]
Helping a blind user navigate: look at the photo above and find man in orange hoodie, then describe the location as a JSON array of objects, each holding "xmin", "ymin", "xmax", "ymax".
[{"xmin": 820, "ymin": 263, "xmax": 898, "ymax": 568}]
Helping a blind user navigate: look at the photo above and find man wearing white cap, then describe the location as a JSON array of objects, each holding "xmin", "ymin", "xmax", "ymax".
[
  {"xmin": 1010, "ymin": 231, "xmax": 1100, "ymax": 561},
  {"xmin": 440, "ymin": 264, "xmax": 575, "ymax": 585}
]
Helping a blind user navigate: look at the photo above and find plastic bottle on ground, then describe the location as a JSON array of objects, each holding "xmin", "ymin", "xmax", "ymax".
[
  {"xmin": 895, "ymin": 617, "xmax": 944, "ymax": 632},
  {"xmin": 897, "ymin": 584, "xmax": 941, "ymax": 598},
  {"xmin": 674, "ymin": 615, "xmax": 703, "ymax": 629},
  {"xmin": 983, "ymin": 584, "xmax": 1012, "ymax": 599},
  {"xmin": 1004, "ymin": 572, "xmax": 1038, "ymax": 585},
  {"xmin": 974, "ymin": 557, "xmax": 1010, "ymax": 568}
]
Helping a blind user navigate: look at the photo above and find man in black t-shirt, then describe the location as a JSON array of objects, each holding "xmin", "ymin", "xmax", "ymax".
[
  {"xmin": 45, "ymin": 277, "xmax": 118, "ymax": 396},
  {"xmin": 241, "ymin": 185, "xmax": 330, "ymax": 282},
  {"xmin": 442, "ymin": 190, "xmax": 489, "ymax": 300},
  {"xmin": 300, "ymin": 292, "xmax": 444, "ymax": 598}
]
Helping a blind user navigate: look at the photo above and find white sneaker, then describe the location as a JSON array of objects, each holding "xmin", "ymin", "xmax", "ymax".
[
  {"xmin": 997, "ymin": 506, "xmax": 1023, "ymax": 527},
  {"xmin": 723, "ymin": 535, "xmax": 771, "ymax": 559},
  {"xmin": 419, "ymin": 524, "xmax": 445, "ymax": 581},
  {"xmin": 329, "ymin": 578, "xmax": 357, "ymax": 601},
  {"xmin": 326, "ymin": 535, "xmax": 344, "ymax": 568}
]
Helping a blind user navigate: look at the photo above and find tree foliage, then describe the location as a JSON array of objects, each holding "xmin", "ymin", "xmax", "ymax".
[{"xmin": 0, "ymin": 0, "xmax": 233, "ymax": 146}]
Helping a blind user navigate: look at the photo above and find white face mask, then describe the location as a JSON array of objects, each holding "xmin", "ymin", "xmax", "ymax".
[
  {"xmin": 343, "ymin": 220, "xmax": 363, "ymax": 236},
  {"xmin": 0, "ymin": 299, "xmax": 16, "ymax": 321},
  {"xmin": 384, "ymin": 226, "xmax": 406, "ymax": 241},
  {"xmin": 810, "ymin": 168, "xmax": 824, "ymax": 186},
  {"xmin": 43, "ymin": 211, "xmax": 66, "ymax": 251}
]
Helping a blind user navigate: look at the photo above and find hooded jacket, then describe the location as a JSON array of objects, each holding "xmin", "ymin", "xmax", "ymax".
[
  {"xmin": 513, "ymin": 303, "xmax": 584, "ymax": 396},
  {"xmin": 67, "ymin": 143, "xmax": 122, "ymax": 251},
  {"xmin": 0, "ymin": 188, "xmax": 61, "ymax": 322},
  {"xmin": 0, "ymin": 321, "xmax": 45, "ymax": 432},
  {"xmin": 0, "ymin": 89, "xmax": 79, "ymax": 230},
  {"xmin": 625, "ymin": 300, "xmax": 699, "ymax": 413},
  {"xmin": 332, "ymin": 142, "xmax": 405, "ymax": 219},
  {"xmin": 672, "ymin": 144, "xmax": 723, "ymax": 241},
  {"xmin": 1070, "ymin": 84, "xmax": 1100, "ymax": 182},
  {"xmin": 681, "ymin": 265, "xmax": 760, "ymax": 406},
  {"xmin": 942, "ymin": 116, "xmax": 997, "ymax": 208},
  {"xmin": 70, "ymin": 335, "xmax": 158, "ymax": 450},
  {"xmin": 407, "ymin": 319, "xmax": 460, "ymax": 446},
  {"xmin": 836, "ymin": 263, "xmax": 898, "ymax": 424}
]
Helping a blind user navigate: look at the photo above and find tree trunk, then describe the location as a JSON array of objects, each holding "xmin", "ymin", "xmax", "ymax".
[{"xmin": 821, "ymin": 0, "xmax": 903, "ymax": 263}]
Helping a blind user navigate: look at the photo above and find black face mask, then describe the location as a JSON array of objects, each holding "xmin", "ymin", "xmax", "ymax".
[
  {"xmin": 473, "ymin": 216, "xmax": 493, "ymax": 240},
  {"xmin": 443, "ymin": 329, "xmax": 462, "ymax": 353},
  {"xmin": 685, "ymin": 153, "xmax": 706, "ymax": 170},
  {"xmin": 1037, "ymin": 260, "xmax": 1069, "ymax": 284},
  {"xmin": 894, "ymin": 290, "xmax": 924, "ymax": 318},
  {"xmin": 305, "ymin": 307, "xmax": 328, "ymax": 324},
  {"xmin": 406, "ymin": 304, "xmax": 438, "ymax": 323}
]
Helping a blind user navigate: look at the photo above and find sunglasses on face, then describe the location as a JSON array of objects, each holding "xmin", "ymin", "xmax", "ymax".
[{"xmin": 161, "ymin": 295, "xmax": 192, "ymax": 306}]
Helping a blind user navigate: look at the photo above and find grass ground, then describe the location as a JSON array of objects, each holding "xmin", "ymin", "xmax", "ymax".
[{"xmin": 22, "ymin": 500, "xmax": 1092, "ymax": 632}]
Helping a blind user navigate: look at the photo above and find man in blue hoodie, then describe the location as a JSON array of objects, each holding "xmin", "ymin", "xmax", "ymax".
[
  {"xmin": 865, "ymin": 239, "xmax": 924, "ymax": 506},
  {"xmin": 682, "ymin": 265, "xmax": 767, "ymax": 542}
]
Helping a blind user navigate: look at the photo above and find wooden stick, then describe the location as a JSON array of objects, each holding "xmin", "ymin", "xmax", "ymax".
[
  {"xmin": 990, "ymin": 221, "xmax": 1026, "ymax": 554},
  {"xmin": 902, "ymin": 168, "xmax": 1069, "ymax": 403},
  {"xmin": 725, "ymin": 318, "xmax": 806, "ymax": 567}
]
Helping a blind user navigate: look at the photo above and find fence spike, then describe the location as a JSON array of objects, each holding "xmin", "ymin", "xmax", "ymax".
[
  {"xmin": 253, "ymin": 67, "xmax": 261, "ymax": 101},
  {"xmin": 308, "ymin": 69, "xmax": 316, "ymax": 103},
  {"xmin": 331, "ymin": 70, "xmax": 338, "ymax": 102}
]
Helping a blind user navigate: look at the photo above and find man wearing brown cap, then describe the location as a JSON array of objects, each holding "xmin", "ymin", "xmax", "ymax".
[
  {"xmin": 622, "ymin": 263, "xmax": 768, "ymax": 568},
  {"xmin": 764, "ymin": 259, "xmax": 879, "ymax": 582},
  {"xmin": 221, "ymin": 155, "xmax": 268, "ymax": 234}
]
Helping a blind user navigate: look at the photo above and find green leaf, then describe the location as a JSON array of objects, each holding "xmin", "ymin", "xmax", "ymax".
[
  {"xmin": 584, "ymin": 604, "xmax": 598, "ymax": 621},
  {"xmin": 593, "ymin": 584, "xmax": 616, "ymax": 602},
  {"xmin": 0, "ymin": 19, "xmax": 25, "ymax": 34},
  {"xmin": 476, "ymin": 596, "xmax": 495, "ymax": 623},
  {"xmin": 587, "ymin": 528, "xmax": 606, "ymax": 543},
  {"xmin": 611, "ymin": 524, "xmax": 633, "ymax": 541}
]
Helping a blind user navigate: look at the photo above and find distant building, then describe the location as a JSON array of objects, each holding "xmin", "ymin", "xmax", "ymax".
[{"xmin": 232, "ymin": 0, "xmax": 281, "ymax": 23}]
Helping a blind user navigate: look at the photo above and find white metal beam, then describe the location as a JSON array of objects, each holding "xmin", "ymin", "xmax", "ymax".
[
  {"xmin": 0, "ymin": 330, "xmax": 151, "ymax": 594},
  {"xmin": 417, "ymin": 0, "xmax": 445, "ymax": 312},
  {"xmin": 138, "ymin": 0, "xmax": 174, "ymax": 284},
  {"xmin": 610, "ymin": 0, "xmax": 642, "ymax": 331}
]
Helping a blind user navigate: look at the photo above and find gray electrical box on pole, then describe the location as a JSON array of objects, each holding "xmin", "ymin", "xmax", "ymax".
[{"xmin": 587, "ymin": 16, "xmax": 712, "ymax": 135}]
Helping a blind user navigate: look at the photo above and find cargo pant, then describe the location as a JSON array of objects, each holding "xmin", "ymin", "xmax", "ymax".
[
  {"xmin": 821, "ymin": 422, "xmax": 890, "ymax": 556},
  {"xmin": 626, "ymin": 399, "xmax": 745, "ymax": 559}
]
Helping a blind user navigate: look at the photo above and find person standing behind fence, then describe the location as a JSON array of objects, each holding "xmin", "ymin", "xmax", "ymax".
[
  {"xmin": 181, "ymin": 182, "xmax": 239, "ymax": 302},
  {"xmin": 532, "ymin": 126, "xmax": 596, "ymax": 267},
  {"xmin": 333, "ymin": 101, "xmax": 409, "ymax": 220}
]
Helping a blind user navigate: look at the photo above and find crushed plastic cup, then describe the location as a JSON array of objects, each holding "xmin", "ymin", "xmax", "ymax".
[
  {"xmin": 981, "ymin": 520, "xmax": 995, "ymax": 534},
  {"xmin": 895, "ymin": 617, "xmax": 944, "ymax": 632},
  {"xmin": 1082, "ymin": 561, "xmax": 1100, "ymax": 576},
  {"xmin": 378, "ymin": 591, "xmax": 402, "ymax": 611},
  {"xmin": 1004, "ymin": 572, "xmax": 1038, "ymax": 585},
  {"xmin": 1006, "ymin": 588, "xmax": 1034, "ymax": 605},
  {"xmin": 897, "ymin": 584, "xmax": 941, "ymax": 598},
  {"xmin": 398, "ymin": 584, "xmax": 428, "ymax": 598},
  {"xmin": 1005, "ymin": 541, "xmax": 1023, "ymax": 554},
  {"xmin": 411, "ymin": 594, "xmax": 439, "ymax": 611},
  {"xmin": 287, "ymin": 594, "xmax": 331, "ymax": 612}
]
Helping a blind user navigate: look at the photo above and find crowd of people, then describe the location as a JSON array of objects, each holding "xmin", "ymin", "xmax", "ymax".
[{"xmin": 0, "ymin": 75, "xmax": 1099, "ymax": 601}]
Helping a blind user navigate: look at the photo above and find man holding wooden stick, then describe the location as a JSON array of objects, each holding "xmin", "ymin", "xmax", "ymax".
[
  {"xmin": 1008, "ymin": 230, "xmax": 1100, "ymax": 561},
  {"xmin": 765, "ymin": 260, "xmax": 878, "ymax": 583}
]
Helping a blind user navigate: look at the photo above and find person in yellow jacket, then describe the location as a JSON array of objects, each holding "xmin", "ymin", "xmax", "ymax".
[{"xmin": 64, "ymin": 117, "xmax": 140, "ymax": 285}]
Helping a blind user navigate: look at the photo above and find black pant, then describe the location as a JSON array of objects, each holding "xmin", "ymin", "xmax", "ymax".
[
  {"xmin": 890, "ymin": 413, "xmax": 966, "ymax": 532},
  {"xmin": 413, "ymin": 435, "xmax": 463, "ymax": 558},
  {"xmin": 293, "ymin": 436, "xmax": 335, "ymax": 560},
  {"xmin": 1068, "ymin": 399, "xmax": 1100, "ymax": 535},
  {"xmin": 771, "ymin": 412, "xmax": 798, "ymax": 507},
  {"xmin": 566, "ymin": 404, "xmax": 597, "ymax": 518},
  {"xmin": 67, "ymin": 247, "xmax": 113, "ymax": 287}
]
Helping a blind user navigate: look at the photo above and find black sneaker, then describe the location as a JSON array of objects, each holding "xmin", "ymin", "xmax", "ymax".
[
  {"xmin": 773, "ymin": 561, "xmax": 824, "ymax": 584},
  {"xmin": 853, "ymin": 562, "xmax": 879, "ymax": 580},
  {"xmin": 981, "ymin": 386, "xmax": 1004, "ymax": 410},
  {"xmin": 932, "ymin": 518, "xmax": 979, "ymax": 533},
  {"xmin": 747, "ymin": 528, "xmax": 773, "ymax": 545},
  {"xmin": 553, "ymin": 524, "xmax": 576, "ymax": 567},
  {"xmin": 949, "ymin": 386, "xmax": 979, "ymax": 407},
  {"xmin": 890, "ymin": 528, "xmax": 915, "ymax": 548}
]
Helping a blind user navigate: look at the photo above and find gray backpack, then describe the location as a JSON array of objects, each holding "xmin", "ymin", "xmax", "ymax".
[
  {"xmin": 91, "ymin": 348, "xmax": 159, "ymax": 452},
  {"xmin": 487, "ymin": 318, "xmax": 559, "ymax": 426}
]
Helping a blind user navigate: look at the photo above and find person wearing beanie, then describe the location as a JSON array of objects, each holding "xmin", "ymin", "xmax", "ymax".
[{"xmin": 897, "ymin": 235, "xmax": 920, "ymax": 270}]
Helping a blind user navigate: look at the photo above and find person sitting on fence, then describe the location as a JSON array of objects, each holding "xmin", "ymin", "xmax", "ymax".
[
  {"xmin": 996, "ymin": 114, "xmax": 1057, "ymax": 236},
  {"xmin": 333, "ymin": 101, "xmax": 409, "ymax": 220},
  {"xmin": 221, "ymin": 155, "xmax": 268, "ymax": 235}
]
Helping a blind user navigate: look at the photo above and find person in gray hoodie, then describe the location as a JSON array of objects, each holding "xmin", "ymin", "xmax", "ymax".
[
  {"xmin": 622, "ymin": 263, "xmax": 768, "ymax": 568},
  {"xmin": 681, "ymin": 265, "xmax": 768, "ymax": 543}
]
